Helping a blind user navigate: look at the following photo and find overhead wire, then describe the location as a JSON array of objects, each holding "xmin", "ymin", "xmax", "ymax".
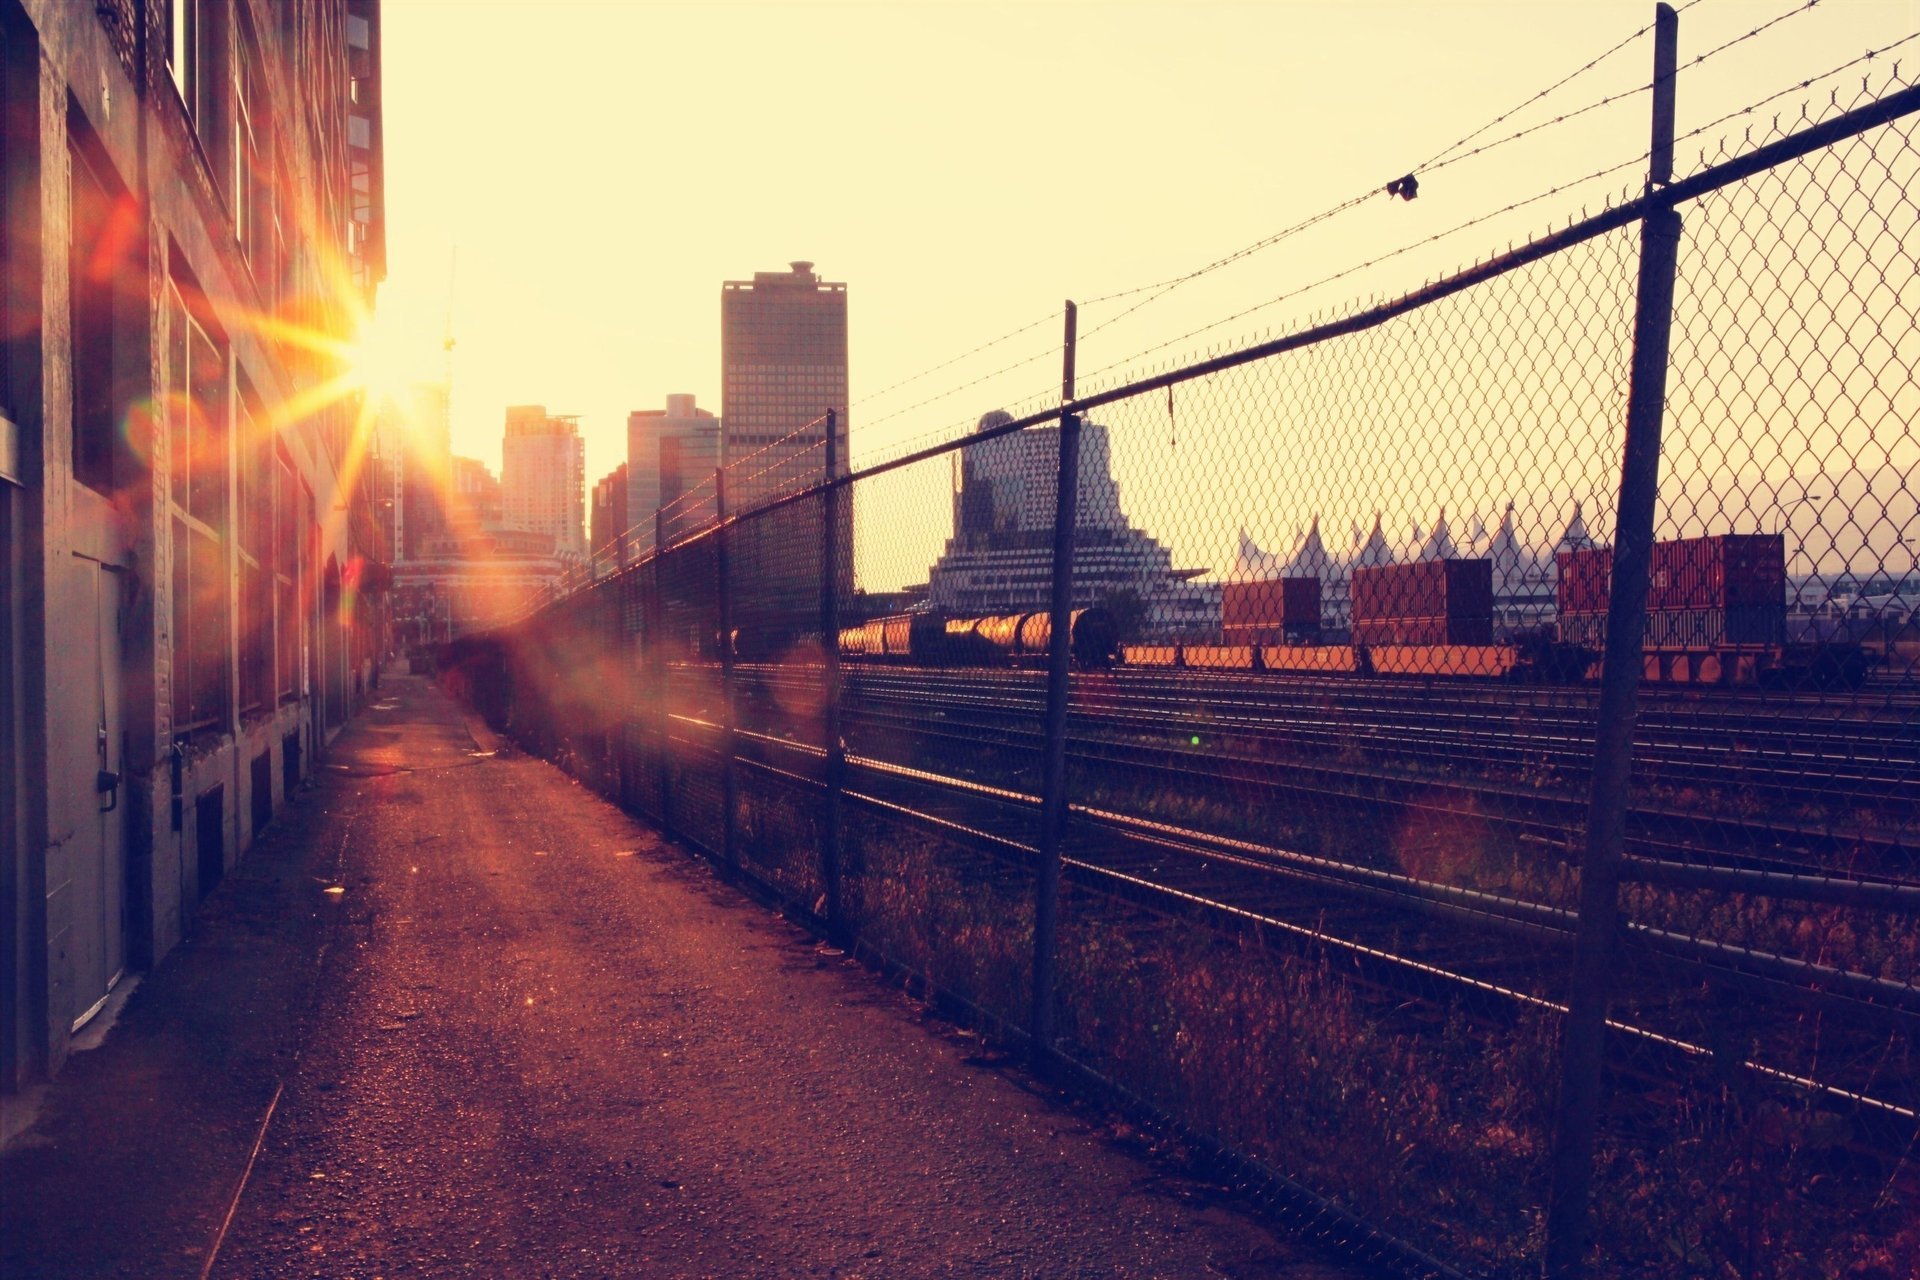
[
  {"xmin": 1073, "ymin": 22, "xmax": 1916, "ymax": 393},
  {"xmin": 557, "ymin": 0, "xmax": 1889, "ymax": 610}
]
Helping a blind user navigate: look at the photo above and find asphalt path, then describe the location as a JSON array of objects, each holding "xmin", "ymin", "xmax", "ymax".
[{"xmin": 2, "ymin": 673, "xmax": 1361, "ymax": 1279}]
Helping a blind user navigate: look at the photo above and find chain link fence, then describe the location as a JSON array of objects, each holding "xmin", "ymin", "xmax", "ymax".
[{"xmin": 450, "ymin": 40, "xmax": 1919, "ymax": 1280}]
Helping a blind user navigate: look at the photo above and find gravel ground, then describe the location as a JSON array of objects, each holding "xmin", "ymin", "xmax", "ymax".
[{"xmin": 2, "ymin": 673, "xmax": 1366, "ymax": 1279}]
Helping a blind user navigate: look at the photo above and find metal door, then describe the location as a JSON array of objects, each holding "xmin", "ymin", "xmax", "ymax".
[{"xmin": 67, "ymin": 558, "xmax": 126, "ymax": 1030}]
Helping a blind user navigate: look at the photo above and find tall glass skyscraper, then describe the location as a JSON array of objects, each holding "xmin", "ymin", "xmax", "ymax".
[
  {"xmin": 720, "ymin": 261, "xmax": 849, "ymax": 512},
  {"xmin": 720, "ymin": 263, "xmax": 852, "ymax": 643}
]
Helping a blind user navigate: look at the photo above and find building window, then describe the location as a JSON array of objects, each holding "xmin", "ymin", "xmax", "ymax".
[
  {"xmin": 274, "ymin": 455, "xmax": 301, "ymax": 702},
  {"xmin": 70, "ymin": 125, "xmax": 135, "ymax": 494},
  {"xmin": 169, "ymin": 280, "xmax": 230, "ymax": 735},
  {"xmin": 233, "ymin": 15, "xmax": 273, "ymax": 290},
  {"xmin": 236, "ymin": 387, "xmax": 271, "ymax": 714},
  {"xmin": 167, "ymin": 0, "xmax": 206, "ymax": 124}
]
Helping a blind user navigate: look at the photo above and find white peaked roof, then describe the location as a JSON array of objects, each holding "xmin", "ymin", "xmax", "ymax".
[
  {"xmin": 1231, "ymin": 526, "xmax": 1285, "ymax": 580},
  {"xmin": 1558, "ymin": 501, "xmax": 1596, "ymax": 552},
  {"xmin": 1352, "ymin": 513, "xmax": 1394, "ymax": 568},
  {"xmin": 1282, "ymin": 515, "xmax": 1334, "ymax": 579},
  {"xmin": 1417, "ymin": 508, "xmax": 1458, "ymax": 561},
  {"xmin": 1487, "ymin": 503, "xmax": 1545, "ymax": 592}
]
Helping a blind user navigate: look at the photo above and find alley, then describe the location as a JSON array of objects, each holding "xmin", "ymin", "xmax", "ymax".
[{"xmin": 2, "ymin": 673, "xmax": 1352, "ymax": 1279}]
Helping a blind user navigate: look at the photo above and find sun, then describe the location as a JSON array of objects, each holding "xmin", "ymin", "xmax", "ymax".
[{"xmin": 342, "ymin": 306, "xmax": 429, "ymax": 407}]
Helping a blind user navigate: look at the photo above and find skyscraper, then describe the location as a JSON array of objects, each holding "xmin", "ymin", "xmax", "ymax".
[
  {"xmin": 502, "ymin": 405, "xmax": 586, "ymax": 559},
  {"xmin": 720, "ymin": 263, "xmax": 851, "ymax": 642},
  {"xmin": 393, "ymin": 380, "xmax": 450, "ymax": 560},
  {"xmin": 720, "ymin": 261, "xmax": 848, "ymax": 513},
  {"xmin": 590, "ymin": 463, "xmax": 630, "ymax": 571},
  {"xmin": 627, "ymin": 394, "xmax": 720, "ymax": 543}
]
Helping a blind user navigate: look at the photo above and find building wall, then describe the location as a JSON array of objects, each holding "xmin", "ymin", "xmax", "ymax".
[
  {"xmin": 626, "ymin": 393, "xmax": 716, "ymax": 544},
  {"xmin": 501, "ymin": 404, "xmax": 584, "ymax": 559},
  {"xmin": 589, "ymin": 461, "xmax": 627, "ymax": 572},
  {"xmin": 657, "ymin": 430, "xmax": 718, "ymax": 545},
  {"xmin": 0, "ymin": 0, "xmax": 385, "ymax": 1089}
]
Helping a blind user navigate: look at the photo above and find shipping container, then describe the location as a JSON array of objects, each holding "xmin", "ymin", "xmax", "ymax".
[
  {"xmin": 1557, "ymin": 535, "xmax": 1785, "ymax": 616},
  {"xmin": 1652, "ymin": 533, "xmax": 1784, "ymax": 610},
  {"xmin": 1222, "ymin": 577, "xmax": 1322, "ymax": 632},
  {"xmin": 1351, "ymin": 559, "xmax": 1493, "ymax": 631},
  {"xmin": 1556, "ymin": 546, "xmax": 1613, "ymax": 615}
]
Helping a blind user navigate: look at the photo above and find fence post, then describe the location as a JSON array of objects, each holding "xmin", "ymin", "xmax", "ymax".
[
  {"xmin": 1544, "ymin": 6, "xmax": 1680, "ymax": 1275},
  {"xmin": 653, "ymin": 507, "xmax": 673, "ymax": 841},
  {"xmin": 1031, "ymin": 301, "xmax": 1080, "ymax": 1073},
  {"xmin": 819, "ymin": 410, "xmax": 847, "ymax": 944},
  {"xmin": 715, "ymin": 467, "xmax": 739, "ymax": 870}
]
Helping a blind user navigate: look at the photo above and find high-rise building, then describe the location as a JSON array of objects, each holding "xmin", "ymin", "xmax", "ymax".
[
  {"xmin": 448, "ymin": 455, "xmax": 504, "ymax": 531},
  {"xmin": 658, "ymin": 433, "xmax": 723, "ymax": 545},
  {"xmin": 392, "ymin": 380, "xmax": 451, "ymax": 559},
  {"xmin": 721, "ymin": 263, "xmax": 851, "ymax": 639},
  {"xmin": 627, "ymin": 395, "xmax": 720, "ymax": 543},
  {"xmin": 502, "ymin": 405, "xmax": 586, "ymax": 559},
  {"xmin": 590, "ymin": 463, "xmax": 631, "ymax": 572},
  {"xmin": 720, "ymin": 261, "xmax": 848, "ymax": 512}
]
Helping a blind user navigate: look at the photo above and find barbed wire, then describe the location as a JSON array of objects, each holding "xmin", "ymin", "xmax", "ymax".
[
  {"xmin": 851, "ymin": 310, "xmax": 1058, "ymax": 410},
  {"xmin": 565, "ymin": 4, "xmax": 1910, "ymax": 602},
  {"xmin": 1072, "ymin": 30, "xmax": 1915, "ymax": 393}
]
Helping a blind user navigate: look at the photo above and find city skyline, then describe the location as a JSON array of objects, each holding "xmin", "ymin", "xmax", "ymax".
[{"xmin": 366, "ymin": 0, "xmax": 1917, "ymax": 491}]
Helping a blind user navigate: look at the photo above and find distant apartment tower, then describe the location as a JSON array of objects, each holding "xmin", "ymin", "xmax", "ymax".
[
  {"xmin": 720, "ymin": 261, "xmax": 849, "ymax": 511},
  {"xmin": 394, "ymin": 380, "xmax": 451, "ymax": 559},
  {"xmin": 628, "ymin": 395, "xmax": 720, "ymax": 544},
  {"xmin": 448, "ymin": 455, "xmax": 503, "ymax": 531},
  {"xmin": 590, "ymin": 463, "xmax": 631, "ymax": 571},
  {"xmin": 502, "ymin": 406, "xmax": 586, "ymax": 558}
]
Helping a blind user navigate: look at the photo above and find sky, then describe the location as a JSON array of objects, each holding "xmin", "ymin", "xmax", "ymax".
[{"xmin": 368, "ymin": 0, "xmax": 1919, "ymax": 574}]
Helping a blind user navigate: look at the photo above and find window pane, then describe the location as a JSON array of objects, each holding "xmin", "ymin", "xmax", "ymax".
[
  {"xmin": 70, "ymin": 142, "xmax": 117, "ymax": 493},
  {"xmin": 189, "ymin": 324, "xmax": 225, "ymax": 529}
]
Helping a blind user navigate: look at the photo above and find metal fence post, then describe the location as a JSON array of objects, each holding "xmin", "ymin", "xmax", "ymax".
[
  {"xmin": 653, "ymin": 507, "xmax": 673, "ymax": 841},
  {"xmin": 819, "ymin": 410, "xmax": 847, "ymax": 944},
  {"xmin": 715, "ymin": 468, "xmax": 739, "ymax": 870},
  {"xmin": 1544, "ymin": 7, "xmax": 1680, "ymax": 1275},
  {"xmin": 1031, "ymin": 301, "xmax": 1080, "ymax": 1072}
]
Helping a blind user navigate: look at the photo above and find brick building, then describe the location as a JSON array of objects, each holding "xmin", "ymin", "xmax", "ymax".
[{"xmin": 0, "ymin": 0, "xmax": 386, "ymax": 1087}]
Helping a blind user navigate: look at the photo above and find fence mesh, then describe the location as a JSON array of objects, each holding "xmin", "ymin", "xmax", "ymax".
[{"xmin": 455, "ymin": 66, "xmax": 1920, "ymax": 1280}]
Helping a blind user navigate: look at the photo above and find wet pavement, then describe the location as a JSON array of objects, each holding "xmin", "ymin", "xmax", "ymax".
[{"xmin": 2, "ymin": 673, "xmax": 1363, "ymax": 1278}]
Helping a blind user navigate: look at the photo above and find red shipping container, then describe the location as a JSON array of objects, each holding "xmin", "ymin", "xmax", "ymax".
[
  {"xmin": 1556, "ymin": 546, "xmax": 1613, "ymax": 615},
  {"xmin": 1649, "ymin": 534, "xmax": 1784, "ymax": 610},
  {"xmin": 1222, "ymin": 577, "xmax": 1322, "ymax": 631},
  {"xmin": 1351, "ymin": 559, "xmax": 1493, "ymax": 626},
  {"xmin": 1556, "ymin": 535, "xmax": 1785, "ymax": 615}
]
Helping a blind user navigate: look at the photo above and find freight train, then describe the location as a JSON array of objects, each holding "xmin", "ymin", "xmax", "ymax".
[{"xmin": 832, "ymin": 535, "xmax": 1873, "ymax": 689}]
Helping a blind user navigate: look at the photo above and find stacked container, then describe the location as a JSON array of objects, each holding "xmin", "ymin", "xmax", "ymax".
[
  {"xmin": 1555, "ymin": 534, "xmax": 1787, "ymax": 650},
  {"xmin": 1221, "ymin": 577, "xmax": 1322, "ymax": 643},
  {"xmin": 1350, "ymin": 559, "xmax": 1495, "ymax": 645}
]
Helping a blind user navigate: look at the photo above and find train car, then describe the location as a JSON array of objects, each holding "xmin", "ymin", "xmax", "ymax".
[
  {"xmin": 1555, "ymin": 534, "xmax": 1841, "ymax": 685},
  {"xmin": 838, "ymin": 608, "xmax": 1119, "ymax": 669},
  {"xmin": 832, "ymin": 535, "xmax": 1864, "ymax": 689}
]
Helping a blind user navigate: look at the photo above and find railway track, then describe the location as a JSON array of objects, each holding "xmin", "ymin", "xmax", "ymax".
[
  {"xmin": 771, "ymin": 665, "xmax": 1920, "ymax": 810},
  {"xmin": 641, "ymin": 711, "xmax": 1919, "ymax": 1135},
  {"xmin": 812, "ymin": 697, "xmax": 1917, "ymax": 881}
]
